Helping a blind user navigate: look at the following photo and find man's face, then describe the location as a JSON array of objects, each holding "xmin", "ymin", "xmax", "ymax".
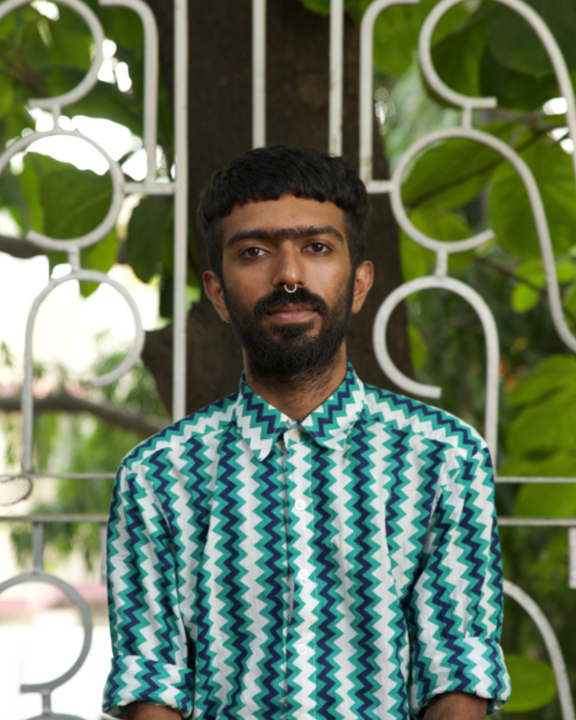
[{"xmin": 203, "ymin": 194, "xmax": 372, "ymax": 382}]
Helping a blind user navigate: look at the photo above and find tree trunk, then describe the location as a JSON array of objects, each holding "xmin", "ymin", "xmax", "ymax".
[{"xmin": 142, "ymin": 0, "xmax": 412, "ymax": 415}]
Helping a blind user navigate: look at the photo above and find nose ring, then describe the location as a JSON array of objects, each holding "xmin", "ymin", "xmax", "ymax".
[{"xmin": 284, "ymin": 284, "xmax": 298, "ymax": 293}]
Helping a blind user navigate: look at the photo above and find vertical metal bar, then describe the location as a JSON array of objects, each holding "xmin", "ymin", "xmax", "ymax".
[
  {"xmin": 42, "ymin": 690, "xmax": 52, "ymax": 714},
  {"xmin": 172, "ymin": 0, "xmax": 189, "ymax": 421},
  {"xmin": 252, "ymin": 0, "xmax": 267, "ymax": 148},
  {"xmin": 32, "ymin": 523, "xmax": 44, "ymax": 574},
  {"xmin": 100, "ymin": 523, "xmax": 108, "ymax": 587},
  {"xmin": 329, "ymin": 0, "xmax": 344, "ymax": 156},
  {"xmin": 99, "ymin": 0, "xmax": 160, "ymax": 183},
  {"xmin": 569, "ymin": 528, "xmax": 576, "ymax": 590}
]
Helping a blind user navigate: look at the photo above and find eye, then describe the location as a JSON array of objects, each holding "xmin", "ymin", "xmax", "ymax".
[
  {"xmin": 241, "ymin": 246, "xmax": 267, "ymax": 258},
  {"xmin": 307, "ymin": 241, "xmax": 330, "ymax": 254}
]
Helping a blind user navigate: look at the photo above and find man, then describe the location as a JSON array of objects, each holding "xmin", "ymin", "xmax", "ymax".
[{"xmin": 103, "ymin": 146, "xmax": 510, "ymax": 720}]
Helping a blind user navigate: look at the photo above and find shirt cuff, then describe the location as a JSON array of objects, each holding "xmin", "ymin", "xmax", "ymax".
[
  {"xmin": 410, "ymin": 635, "xmax": 512, "ymax": 718},
  {"xmin": 103, "ymin": 655, "xmax": 194, "ymax": 719}
]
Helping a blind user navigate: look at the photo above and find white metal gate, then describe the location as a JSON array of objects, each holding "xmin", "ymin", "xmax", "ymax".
[{"xmin": 0, "ymin": 0, "xmax": 575, "ymax": 717}]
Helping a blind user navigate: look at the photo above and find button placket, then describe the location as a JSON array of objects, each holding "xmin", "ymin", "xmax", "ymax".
[{"xmin": 283, "ymin": 426, "xmax": 318, "ymax": 719}]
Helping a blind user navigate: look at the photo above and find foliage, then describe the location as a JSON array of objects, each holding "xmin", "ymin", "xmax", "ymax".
[
  {"xmin": 9, "ymin": 348, "xmax": 169, "ymax": 572},
  {"xmin": 502, "ymin": 656, "xmax": 557, "ymax": 714},
  {"xmin": 0, "ymin": 0, "xmax": 178, "ymax": 304}
]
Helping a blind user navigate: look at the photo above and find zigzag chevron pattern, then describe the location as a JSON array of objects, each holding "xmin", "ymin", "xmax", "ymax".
[{"xmin": 103, "ymin": 363, "xmax": 510, "ymax": 719}]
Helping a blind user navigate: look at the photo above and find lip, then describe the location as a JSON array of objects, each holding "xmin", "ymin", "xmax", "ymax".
[{"xmin": 267, "ymin": 306, "xmax": 317, "ymax": 323}]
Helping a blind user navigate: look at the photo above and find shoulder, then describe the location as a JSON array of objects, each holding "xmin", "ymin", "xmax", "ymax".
[
  {"xmin": 120, "ymin": 391, "xmax": 240, "ymax": 473},
  {"xmin": 361, "ymin": 382, "xmax": 486, "ymax": 456}
]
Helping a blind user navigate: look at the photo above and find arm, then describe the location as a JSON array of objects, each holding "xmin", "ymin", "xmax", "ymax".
[
  {"xmin": 123, "ymin": 702, "xmax": 182, "ymax": 720},
  {"xmin": 102, "ymin": 460, "xmax": 193, "ymax": 719},
  {"xmin": 406, "ymin": 439, "xmax": 511, "ymax": 717},
  {"xmin": 424, "ymin": 692, "xmax": 488, "ymax": 720}
]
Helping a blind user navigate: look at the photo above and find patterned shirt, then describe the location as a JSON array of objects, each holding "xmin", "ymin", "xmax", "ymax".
[{"xmin": 103, "ymin": 363, "xmax": 510, "ymax": 720}]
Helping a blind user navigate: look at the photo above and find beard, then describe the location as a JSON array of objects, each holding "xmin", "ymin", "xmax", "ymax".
[{"xmin": 223, "ymin": 276, "xmax": 355, "ymax": 384}]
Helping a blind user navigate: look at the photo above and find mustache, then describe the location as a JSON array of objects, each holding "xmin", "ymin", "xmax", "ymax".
[{"xmin": 253, "ymin": 286, "xmax": 328, "ymax": 319}]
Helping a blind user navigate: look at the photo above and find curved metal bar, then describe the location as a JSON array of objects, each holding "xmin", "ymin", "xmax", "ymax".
[
  {"xmin": 419, "ymin": 0, "xmax": 497, "ymax": 115},
  {"xmin": 0, "ymin": 129, "xmax": 124, "ymax": 252},
  {"xmin": 389, "ymin": 126, "xmax": 576, "ymax": 354},
  {"xmin": 359, "ymin": 0, "xmax": 419, "ymax": 186},
  {"xmin": 388, "ymin": 127, "xmax": 497, "ymax": 253},
  {"xmin": 0, "ymin": 573, "xmax": 93, "ymax": 697},
  {"xmin": 21, "ymin": 270, "xmax": 145, "ymax": 473},
  {"xmin": 100, "ymin": 0, "xmax": 160, "ymax": 182},
  {"xmin": 419, "ymin": 0, "xmax": 576, "ymax": 171},
  {"xmin": 0, "ymin": 0, "xmax": 104, "ymax": 114},
  {"xmin": 504, "ymin": 580, "xmax": 576, "ymax": 720},
  {"xmin": 372, "ymin": 275, "xmax": 500, "ymax": 460}
]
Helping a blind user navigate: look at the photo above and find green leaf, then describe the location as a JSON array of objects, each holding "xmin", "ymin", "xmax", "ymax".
[
  {"xmin": 499, "ymin": 449, "xmax": 576, "ymax": 479},
  {"xmin": 564, "ymin": 281, "xmax": 576, "ymax": 317},
  {"xmin": 400, "ymin": 233, "xmax": 434, "ymax": 282},
  {"xmin": 79, "ymin": 229, "xmax": 119, "ymax": 297},
  {"xmin": 502, "ymin": 655, "xmax": 556, "ymax": 713},
  {"xmin": 0, "ymin": 74, "xmax": 14, "ymax": 117},
  {"xmin": 486, "ymin": 0, "xmax": 576, "ymax": 79},
  {"xmin": 401, "ymin": 125, "xmax": 512, "ymax": 212},
  {"xmin": 430, "ymin": 16, "xmax": 486, "ymax": 99},
  {"xmin": 479, "ymin": 48, "xmax": 559, "ymax": 111},
  {"xmin": 400, "ymin": 209, "xmax": 476, "ymax": 277},
  {"xmin": 0, "ymin": 159, "xmax": 44, "ymax": 234},
  {"xmin": 410, "ymin": 206, "xmax": 473, "ymax": 242},
  {"xmin": 510, "ymin": 259, "xmax": 546, "ymax": 313},
  {"xmin": 372, "ymin": 0, "xmax": 469, "ymax": 77},
  {"xmin": 409, "ymin": 323, "xmax": 428, "ymax": 370},
  {"xmin": 508, "ymin": 355, "xmax": 576, "ymax": 406},
  {"xmin": 515, "ymin": 482, "xmax": 576, "ymax": 518},
  {"xmin": 44, "ymin": 13, "xmax": 92, "ymax": 71},
  {"xmin": 511, "ymin": 284, "xmax": 540, "ymax": 313},
  {"xmin": 126, "ymin": 195, "xmax": 173, "ymax": 284},
  {"xmin": 489, "ymin": 134, "xmax": 576, "ymax": 259},
  {"xmin": 557, "ymin": 258, "xmax": 576, "ymax": 283},
  {"xmin": 298, "ymin": 0, "xmax": 330, "ymax": 15},
  {"xmin": 510, "ymin": 258, "xmax": 576, "ymax": 314},
  {"xmin": 24, "ymin": 153, "xmax": 113, "ymax": 240},
  {"xmin": 508, "ymin": 386, "xmax": 576, "ymax": 456},
  {"xmin": 505, "ymin": 356, "xmax": 576, "ymax": 456}
]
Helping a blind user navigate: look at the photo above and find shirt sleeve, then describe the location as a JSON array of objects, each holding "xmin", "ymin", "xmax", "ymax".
[
  {"xmin": 102, "ymin": 459, "xmax": 193, "ymax": 719},
  {"xmin": 406, "ymin": 439, "xmax": 512, "ymax": 718}
]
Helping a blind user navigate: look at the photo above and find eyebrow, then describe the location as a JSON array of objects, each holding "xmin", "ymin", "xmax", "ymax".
[{"xmin": 225, "ymin": 224, "xmax": 345, "ymax": 250}]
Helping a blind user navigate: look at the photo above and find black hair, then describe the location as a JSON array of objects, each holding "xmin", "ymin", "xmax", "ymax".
[{"xmin": 197, "ymin": 145, "xmax": 369, "ymax": 279}]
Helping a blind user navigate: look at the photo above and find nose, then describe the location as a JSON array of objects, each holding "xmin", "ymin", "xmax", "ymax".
[{"xmin": 271, "ymin": 242, "xmax": 305, "ymax": 291}]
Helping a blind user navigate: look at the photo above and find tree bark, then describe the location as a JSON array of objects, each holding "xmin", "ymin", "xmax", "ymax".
[
  {"xmin": 0, "ymin": 391, "xmax": 165, "ymax": 436},
  {"xmin": 0, "ymin": 236, "xmax": 43, "ymax": 259},
  {"xmin": 142, "ymin": 0, "xmax": 412, "ymax": 415}
]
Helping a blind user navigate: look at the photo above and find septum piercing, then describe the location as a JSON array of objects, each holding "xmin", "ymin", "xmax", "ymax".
[{"xmin": 284, "ymin": 283, "xmax": 298, "ymax": 293}]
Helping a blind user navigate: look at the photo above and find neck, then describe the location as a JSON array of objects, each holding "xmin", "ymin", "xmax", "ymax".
[{"xmin": 243, "ymin": 344, "xmax": 348, "ymax": 421}]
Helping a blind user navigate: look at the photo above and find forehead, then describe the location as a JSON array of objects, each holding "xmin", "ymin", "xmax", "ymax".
[{"xmin": 221, "ymin": 194, "xmax": 346, "ymax": 241}]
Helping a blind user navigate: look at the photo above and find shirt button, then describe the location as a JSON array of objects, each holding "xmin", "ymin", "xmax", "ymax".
[
  {"xmin": 297, "ymin": 643, "xmax": 307, "ymax": 655},
  {"xmin": 297, "ymin": 569, "xmax": 309, "ymax": 582},
  {"xmin": 286, "ymin": 427, "xmax": 299, "ymax": 441},
  {"xmin": 294, "ymin": 499, "xmax": 306, "ymax": 511}
]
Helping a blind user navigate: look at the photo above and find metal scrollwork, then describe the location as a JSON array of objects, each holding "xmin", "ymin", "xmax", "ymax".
[{"xmin": 361, "ymin": 0, "xmax": 576, "ymax": 715}]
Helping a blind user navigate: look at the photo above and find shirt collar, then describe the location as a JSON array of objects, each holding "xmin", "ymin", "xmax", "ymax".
[{"xmin": 234, "ymin": 362, "xmax": 366, "ymax": 460}]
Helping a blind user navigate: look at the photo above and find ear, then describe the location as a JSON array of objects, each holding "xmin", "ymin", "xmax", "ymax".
[
  {"xmin": 351, "ymin": 261, "xmax": 374, "ymax": 315},
  {"xmin": 203, "ymin": 270, "xmax": 231, "ymax": 323}
]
